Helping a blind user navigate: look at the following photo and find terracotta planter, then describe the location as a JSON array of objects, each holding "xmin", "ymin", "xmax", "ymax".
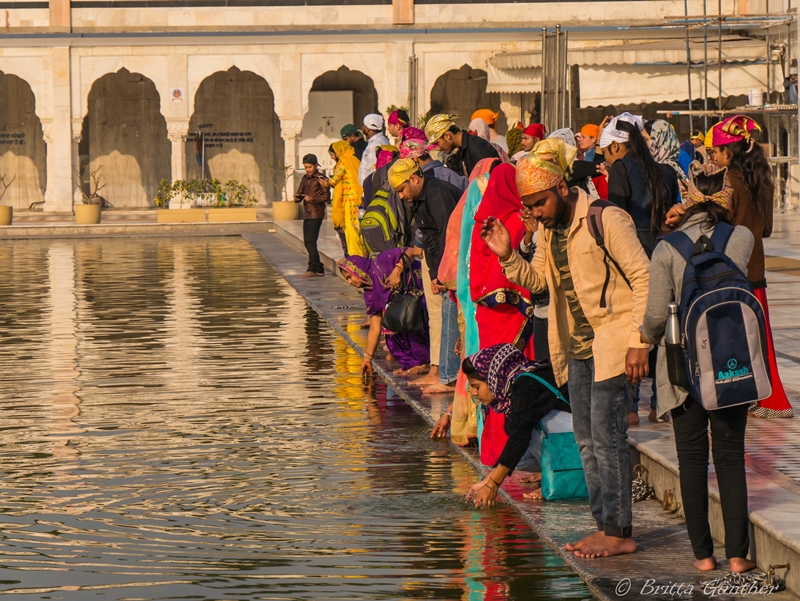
[
  {"xmin": 0, "ymin": 206, "xmax": 12, "ymax": 226},
  {"xmin": 75, "ymin": 204, "xmax": 102, "ymax": 225},
  {"xmin": 157, "ymin": 209, "xmax": 206, "ymax": 223},
  {"xmin": 207, "ymin": 207, "xmax": 258, "ymax": 222},
  {"xmin": 272, "ymin": 201, "xmax": 300, "ymax": 221}
]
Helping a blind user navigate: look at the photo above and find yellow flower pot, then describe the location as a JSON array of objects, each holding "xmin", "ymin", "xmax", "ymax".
[
  {"xmin": 0, "ymin": 206, "xmax": 12, "ymax": 226},
  {"xmin": 75, "ymin": 204, "xmax": 102, "ymax": 225},
  {"xmin": 272, "ymin": 201, "xmax": 300, "ymax": 221}
]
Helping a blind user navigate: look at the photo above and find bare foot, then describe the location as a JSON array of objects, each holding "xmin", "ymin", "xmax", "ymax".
[
  {"xmin": 410, "ymin": 369, "xmax": 440, "ymax": 387},
  {"xmin": 386, "ymin": 352, "xmax": 396, "ymax": 363},
  {"xmin": 565, "ymin": 530, "xmax": 605, "ymax": 553},
  {"xmin": 574, "ymin": 535, "xmax": 637, "ymax": 558},
  {"xmin": 519, "ymin": 473, "xmax": 542, "ymax": 484},
  {"xmin": 649, "ymin": 409, "xmax": 669, "ymax": 423},
  {"xmin": 393, "ymin": 364, "xmax": 429, "ymax": 376},
  {"xmin": 360, "ymin": 319, "xmax": 370, "ymax": 329},
  {"xmin": 422, "ymin": 382, "xmax": 456, "ymax": 395},
  {"xmin": 629, "ymin": 411, "xmax": 640, "ymax": 426},
  {"xmin": 694, "ymin": 556, "xmax": 717, "ymax": 571},
  {"xmin": 730, "ymin": 557, "xmax": 756, "ymax": 573},
  {"xmin": 523, "ymin": 488, "xmax": 543, "ymax": 501}
]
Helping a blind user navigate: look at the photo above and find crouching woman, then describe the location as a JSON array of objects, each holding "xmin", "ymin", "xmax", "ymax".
[
  {"xmin": 462, "ymin": 343, "xmax": 572, "ymax": 508},
  {"xmin": 338, "ymin": 247, "xmax": 430, "ymax": 378}
]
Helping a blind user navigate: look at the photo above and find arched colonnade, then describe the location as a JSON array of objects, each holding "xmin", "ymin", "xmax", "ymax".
[{"xmin": 0, "ymin": 46, "xmax": 514, "ymax": 211}]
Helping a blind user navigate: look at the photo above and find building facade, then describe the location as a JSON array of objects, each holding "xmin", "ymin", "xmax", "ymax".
[{"xmin": 0, "ymin": 0, "xmax": 792, "ymax": 211}]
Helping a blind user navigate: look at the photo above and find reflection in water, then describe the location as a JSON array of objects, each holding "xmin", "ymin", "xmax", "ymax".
[{"xmin": 0, "ymin": 238, "xmax": 592, "ymax": 600}]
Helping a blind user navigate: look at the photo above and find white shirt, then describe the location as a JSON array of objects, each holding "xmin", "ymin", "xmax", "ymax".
[{"xmin": 358, "ymin": 132, "xmax": 390, "ymax": 188}]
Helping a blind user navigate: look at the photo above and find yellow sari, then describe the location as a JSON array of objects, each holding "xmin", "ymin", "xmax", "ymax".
[{"xmin": 330, "ymin": 141, "xmax": 366, "ymax": 257}]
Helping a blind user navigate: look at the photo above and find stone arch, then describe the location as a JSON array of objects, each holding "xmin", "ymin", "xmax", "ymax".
[
  {"xmin": 79, "ymin": 69, "xmax": 170, "ymax": 208},
  {"xmin": 298, "ymin": 66, "xmax": 379, "ymax": 171},
  {"xmin": 428, "ymin": 65, "xmax": 504, "ymax": 133},
  {"xmin": 310, "ymin": 66, "xmax": 379, "ymax": 126},
  {"xmin": 0, "ymin": 71, "xmax": 46, "ymax": 209},
  {"xmin": 76, "ymin": 56, "xmax": 169, "ymax": 123},
  {"xmin": 188, "ymin": 67, "xmax": 284, "ymax": 204}
]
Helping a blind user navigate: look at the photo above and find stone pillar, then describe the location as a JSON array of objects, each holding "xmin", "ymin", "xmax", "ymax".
[
  {"xmin": 49, "ymin": 0, "xmax": 71, "ymax": 31},
  {"xmin": 280, "ymin": 120, "xmax": 302, "ymax": 202},
  {"xmin": 393, "ymin": 0, "xmax": 414, "ymax": 24},
  {"xmin": 71, "ymin": 118, "xmax": 83, "ymax": 208},
  {"xmin": 500, "ymin": 93, "xmax": 522, "ymax": 130},
  {"xmin": 167, "ymin": 120, "xmax": 189, "ymax": 183},
  {"xmin": 43, "ymin": 46, "xmax": 75, "ymax": 213}
]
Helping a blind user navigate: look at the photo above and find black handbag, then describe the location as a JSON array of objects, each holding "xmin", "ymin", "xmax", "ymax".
[{"xmin": 383, "ymin": 255, "xmax": 425, "ymax": 333}]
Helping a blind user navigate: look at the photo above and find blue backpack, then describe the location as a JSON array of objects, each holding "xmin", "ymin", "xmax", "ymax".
[{"xmin": 661, "ymin": 222, "xmax": 772, "ymax": 410}]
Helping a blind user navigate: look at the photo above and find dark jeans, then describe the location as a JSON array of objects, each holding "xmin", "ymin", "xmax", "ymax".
[
  {"xmin": 533, "ymin": 315, "xmax": 549, "ymax": 362},
  {"xmin": 671, "ymin": 397, "xmax": 750, "ymax": 560},
  {"xmin": 303, "ymin": 218, "xmax": 324, "ymax": 274},
  {"xmin": 568, "ymin": 357, "xmax": 633, "ymax": 538}
]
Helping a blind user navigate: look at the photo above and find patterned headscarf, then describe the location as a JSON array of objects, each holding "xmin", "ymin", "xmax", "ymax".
[
  {"xmin": 399, "ymin": 139, "xmax": 427, "ymax": 160},
  {"xmin": 681, "ymin": 161, "xmax": 734, "ymax": 210},
  {"xmin": 400, "ymin": 127, "xmax": 427, "ymax": 144},
  {"xmin": 337, "ymin": 257, "xmax": 371, "ymax": 287},
  {"xmin": 704, "ymin": 124, "xmax": 718, "ymax": 149},
  {"xmin": 515, "ymin": 137, "xmax": 577, "ymax": 197},
  {"xmin": 375, "ymin": 145, "xmax": 398, "ymax": 171},
  {"xmin": 712, "ymin": 115, "xmax": 761, "ymax": 147},
  {"xmin": 471, "ymin": 109, "xmax": 499, "ymax": 126},
  {"xmin": 424, "ymin": 114, "xmax": 458, "ymax": 142},
  {"xmin": 468, "ymin": 343, "xmax": 544, "ymax": 414},
  {"xmin": 548, "ymin": 127, "xmax": 577, "ymax": 148},
  {"xmin": 649, "ymin": 119, "xmax": 689, "ymax": 197},
  {"xmin": 506, "ymin": 127, "xmax": 523, "ymax": 157},
  {"xmin": 388, "ymin": 158, "xmax": 420, "ymax": 189}
]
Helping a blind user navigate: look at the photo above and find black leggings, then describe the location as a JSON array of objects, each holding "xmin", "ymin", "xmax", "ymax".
[{"xmin": 670, "ymin": 397, "xmax": 750, "ymax": 560}]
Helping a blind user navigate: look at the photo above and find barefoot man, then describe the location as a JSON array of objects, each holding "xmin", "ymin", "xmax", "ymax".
[
  {"xmin": 389, "ymin": 158, "xmax": 463, "ymax": 395},
  {"xmin": 479, "ymin": 139, "xmax": 651, "ymax": 558}
]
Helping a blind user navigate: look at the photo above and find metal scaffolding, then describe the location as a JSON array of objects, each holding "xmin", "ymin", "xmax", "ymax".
[{"xmin": 657, "ymin": 4, "xmax": 799, "ymax": 210}]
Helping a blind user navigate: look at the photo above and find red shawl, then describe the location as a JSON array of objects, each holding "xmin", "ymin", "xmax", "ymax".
[{"xmin": 469, "ymin": 163, "xmax": 534, "ymax": 355}]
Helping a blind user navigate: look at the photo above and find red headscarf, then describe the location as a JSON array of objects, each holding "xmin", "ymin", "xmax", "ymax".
[
  {"xmin": 469, "ymin": 163, "xmax": 534, "ymax": 352},
  {"xmin": 523, "ymin": 123, "xmax": 546, "ymax": 140}
]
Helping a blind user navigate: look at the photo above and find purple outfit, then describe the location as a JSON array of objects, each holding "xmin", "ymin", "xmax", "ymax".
[{"xmin": 340, "ymin": 248, "xmax": 430, "ymax": 370}]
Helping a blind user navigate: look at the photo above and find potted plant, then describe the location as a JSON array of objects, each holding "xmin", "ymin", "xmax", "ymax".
[
  {"xmin": 74, "ymin": 166, "xmax": 109, "ymax": 224},
  {"xmin": 207, "ymin": 179, "xmax": 259, "ymax": 222},
  {"xmin": 270, "ymin": 163, "xmax": 301, "ymax": 221},
  {"xmin": 0, "ymin": 174, "xmax": 16, "ymax": 226}
]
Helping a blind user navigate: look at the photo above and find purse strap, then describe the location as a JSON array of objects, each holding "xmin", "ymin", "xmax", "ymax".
[
  {"xmin": 515, "ymin": 372, "xmax": 569, "ymax": 433},
  {"xmin": 397, "ymin": 253, "xmax": 419, "ymax": 295}
]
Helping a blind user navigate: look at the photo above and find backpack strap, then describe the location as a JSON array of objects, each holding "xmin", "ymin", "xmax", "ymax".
[
  {"xmin": 516, "ymin": 372, "xmax": 569, "ymax": 433},
  {"xmin": 516, "ymin": 372, "xmax": 569, "ymax": 405},
  {"xmin": 660, "ymin": 230, "xmax": 696, "ymax": 263},
  {"xmin": 586, "ymin": 199, "xmax": 631, "ymax": 309},
  {"xmin": 709, "ymin": 222, "xmax": 734, "ymax": 253}
]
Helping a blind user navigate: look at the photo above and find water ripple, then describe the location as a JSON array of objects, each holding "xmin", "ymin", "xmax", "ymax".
[{"xmin": 0, "ymin": 238, "xmax": 592, "ymax": 600}]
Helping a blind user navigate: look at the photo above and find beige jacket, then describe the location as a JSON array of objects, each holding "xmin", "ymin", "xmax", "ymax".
[{"xmin": 500, "ymin": 188, "xmax": 651, "ymax": 386}]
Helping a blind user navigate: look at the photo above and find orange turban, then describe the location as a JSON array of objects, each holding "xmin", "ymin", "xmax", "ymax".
[{"xmin": 471, "ymin": 109, "xmax": 499, "ymax": 126}]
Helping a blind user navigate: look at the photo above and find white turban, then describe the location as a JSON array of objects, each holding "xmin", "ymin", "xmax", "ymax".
[
  {"xmin": 363, "ymin": 113, "xmax": 384, "ymax": 131},
  {"xmin": 599, "ymin": 112, "xmax": 644, "ymax": 148}
]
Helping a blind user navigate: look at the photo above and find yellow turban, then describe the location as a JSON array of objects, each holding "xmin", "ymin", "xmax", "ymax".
[
  {"xmin": 388, "ymin": 158, "xmax": 420, "ymax": 189},
  {"xmin": 515, "ymin": 138, "xmax": 577, "ymax": 197},
  {"xmin": 471, "ymin": 109, "xmax": 499, "ymax": 126},
  {"xmin": 424, "ymin": 114, "xmax": 458, "ymax": 143}
]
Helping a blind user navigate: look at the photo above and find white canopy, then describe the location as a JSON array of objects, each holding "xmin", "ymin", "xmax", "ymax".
[{"xmin": 486, "ymin": 38, "xmax": 779, "ymax": 105}]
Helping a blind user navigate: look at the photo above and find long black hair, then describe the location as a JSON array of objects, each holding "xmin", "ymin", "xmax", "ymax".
[
  {"xmin": 721, "ymin": 138, "xmax": 773, "ymax": 224},
  {"xmin": 616, "ymin": 120, "xmax": 672, "ymax": 234}
]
